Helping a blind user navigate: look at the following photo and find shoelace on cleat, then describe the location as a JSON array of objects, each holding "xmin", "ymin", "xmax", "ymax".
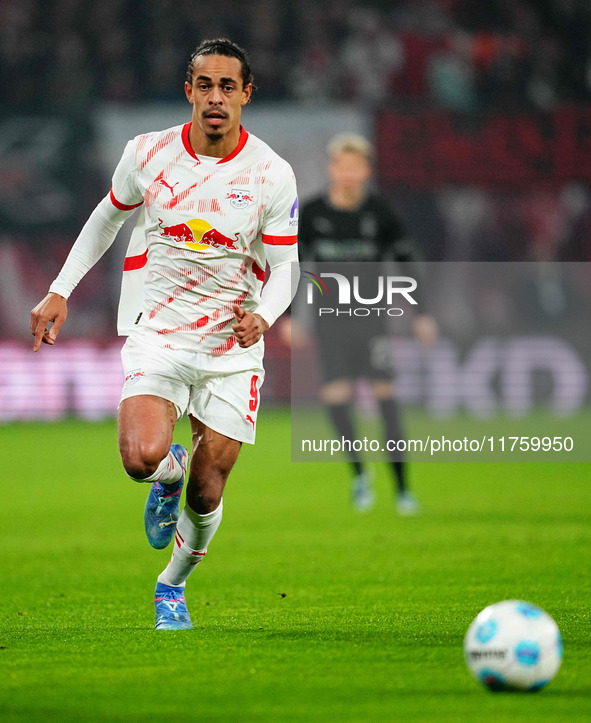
[
  {"xmin": 155, "ymin": 592, "xmax": 187, "ymax": 617},
  {"xmin": 158, "ymin": 517, "xmax": 177, "ymax": 529}
]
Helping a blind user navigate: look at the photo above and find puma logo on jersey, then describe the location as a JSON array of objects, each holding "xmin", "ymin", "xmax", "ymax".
[{"xmin": 160, "ymin": 179, "xmax": 179, "ymax": 196}]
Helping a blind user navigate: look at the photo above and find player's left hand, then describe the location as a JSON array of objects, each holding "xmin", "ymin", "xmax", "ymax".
[
  {"xmin": 412, "ymin": 314, "xmax": 439, "ymax": 347},
  {"xmin": 232, "ymin": 305, "xmax": 269, "ymax": 348}
]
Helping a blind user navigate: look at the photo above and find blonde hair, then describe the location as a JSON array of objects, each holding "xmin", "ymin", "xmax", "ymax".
[{"xmin": 327, "ymin": 133, "xmax": 374, "ymax": 161}]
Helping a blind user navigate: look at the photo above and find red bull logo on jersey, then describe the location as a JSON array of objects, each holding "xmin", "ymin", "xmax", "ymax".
[
  {"xmin": 226, "ymin": 188, "xmax": 255, "ymax": 209},
  {"xmin": 158, "ymin": 218, "xmax": 239, "ymax": 252}
]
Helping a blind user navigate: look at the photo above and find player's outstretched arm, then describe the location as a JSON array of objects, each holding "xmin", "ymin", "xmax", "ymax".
[
  {"xmin": 30, "ymin": 292, "xmax": 68, "ymax": 352},
  {"xmin": 29, "ymin": 191, "xmax": 140, "ymax": 352},
  {"xmin": 232, "ymin": 305, "xmax": 269, "ymax": 348}
]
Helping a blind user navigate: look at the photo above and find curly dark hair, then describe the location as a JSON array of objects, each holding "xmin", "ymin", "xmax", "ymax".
[{"xmin": 185, "ymin": 38, "xmax": 255, "ymax": 90}]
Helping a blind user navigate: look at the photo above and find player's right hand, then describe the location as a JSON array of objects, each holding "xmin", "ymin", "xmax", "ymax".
[
  {"xmin": 30, "ymin": 292, "xmax": 68, "ymax": 352},
  {"xmin": 278, "ymin": 317, "xmax": 309, "ymax": 351}
]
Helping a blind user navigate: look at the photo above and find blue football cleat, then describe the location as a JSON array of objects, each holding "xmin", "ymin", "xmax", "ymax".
[
  {"xmin": 144, "ymin": 444, "xmax": 188, "ymax": 549},
  {"xmin": 154, "ymin": 582, "xmax": 193, "ymax": 630}
]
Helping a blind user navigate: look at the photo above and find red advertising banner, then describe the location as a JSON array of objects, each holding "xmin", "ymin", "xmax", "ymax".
[{"xmin": 376, "ymin": 107, "xmax": 591, "ymax": 189}]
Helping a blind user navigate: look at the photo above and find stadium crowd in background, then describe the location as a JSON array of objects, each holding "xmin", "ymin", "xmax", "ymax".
[
  {"xmin": 2, "ymin": 0, "xmax": 591, "ymax": 109},
  {"xmin": 2, "ymin": 0, "xmax": 591, "ymax": 339}
]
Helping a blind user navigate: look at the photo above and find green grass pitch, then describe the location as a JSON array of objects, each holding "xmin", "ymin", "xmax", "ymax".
[{"xmin": 1, "ymin": 410, "xmax": 590, "ymax": 722}]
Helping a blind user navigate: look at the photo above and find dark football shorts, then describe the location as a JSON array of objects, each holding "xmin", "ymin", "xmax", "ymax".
[{"xmin": 313, "ymin": 317, "xmax": 394, "ymax": 384}]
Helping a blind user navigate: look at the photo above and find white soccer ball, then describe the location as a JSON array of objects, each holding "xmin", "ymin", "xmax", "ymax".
[{"xmin": 464, "ymin": 600, "xmax": 563, "ymax": 692}]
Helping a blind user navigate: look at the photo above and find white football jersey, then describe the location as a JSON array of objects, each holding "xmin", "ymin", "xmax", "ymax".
[{"xmin": 111, "ymin": 123, "xmax": 298, "ymax": 355}]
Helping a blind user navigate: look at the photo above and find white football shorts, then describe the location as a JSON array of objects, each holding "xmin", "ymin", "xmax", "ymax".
[{"xmin": 120, "ymin": 335, "xmax": 265, "ymax": 444}]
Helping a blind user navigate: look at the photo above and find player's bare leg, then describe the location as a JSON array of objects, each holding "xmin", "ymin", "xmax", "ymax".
[
  {"xmin": 118, "ymin": 395, "xmax": 189, "ymax": 548},
  {"xmin": 319, "ymin": 379, "xmax": 354, "ymax": 406},
  {"xmin": 186, "ymin": 416, "xmax": 242, "ymax": 513},
  {"xmin": 118, "ymin": 395, "xmax": 177, "ymax": 478},
  {"xmin": 155, "ymin": 419, "xmax": 241, "ymax": 630}
]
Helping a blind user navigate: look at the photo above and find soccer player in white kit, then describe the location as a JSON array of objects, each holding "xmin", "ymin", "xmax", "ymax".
[{"xmin": 30, "ymin": 39, "xmax": 300, "ymax": 630}]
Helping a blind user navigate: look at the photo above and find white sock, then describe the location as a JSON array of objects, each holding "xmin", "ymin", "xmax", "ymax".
[
  {"xmin": 157, "ymin": 500, "xmax": 224, "ymax": 587},
  {"xmin": 128, "ymin": 450, "xmax": 182, "ymax": 486}
]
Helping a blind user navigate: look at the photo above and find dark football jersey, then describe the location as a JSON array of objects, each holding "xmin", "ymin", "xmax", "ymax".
[
  {"xmin": 296, "ymin": 194, "xmax": 425, "ymax": 382},
  {"xmin": 298, "ymin": 193, "xmax": 419, "ymax": 263}
]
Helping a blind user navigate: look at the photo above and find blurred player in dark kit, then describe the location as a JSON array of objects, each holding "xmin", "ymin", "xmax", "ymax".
[{"xmin": 296, "ymin": 133, "xmax": 437, "ymax": 513}]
